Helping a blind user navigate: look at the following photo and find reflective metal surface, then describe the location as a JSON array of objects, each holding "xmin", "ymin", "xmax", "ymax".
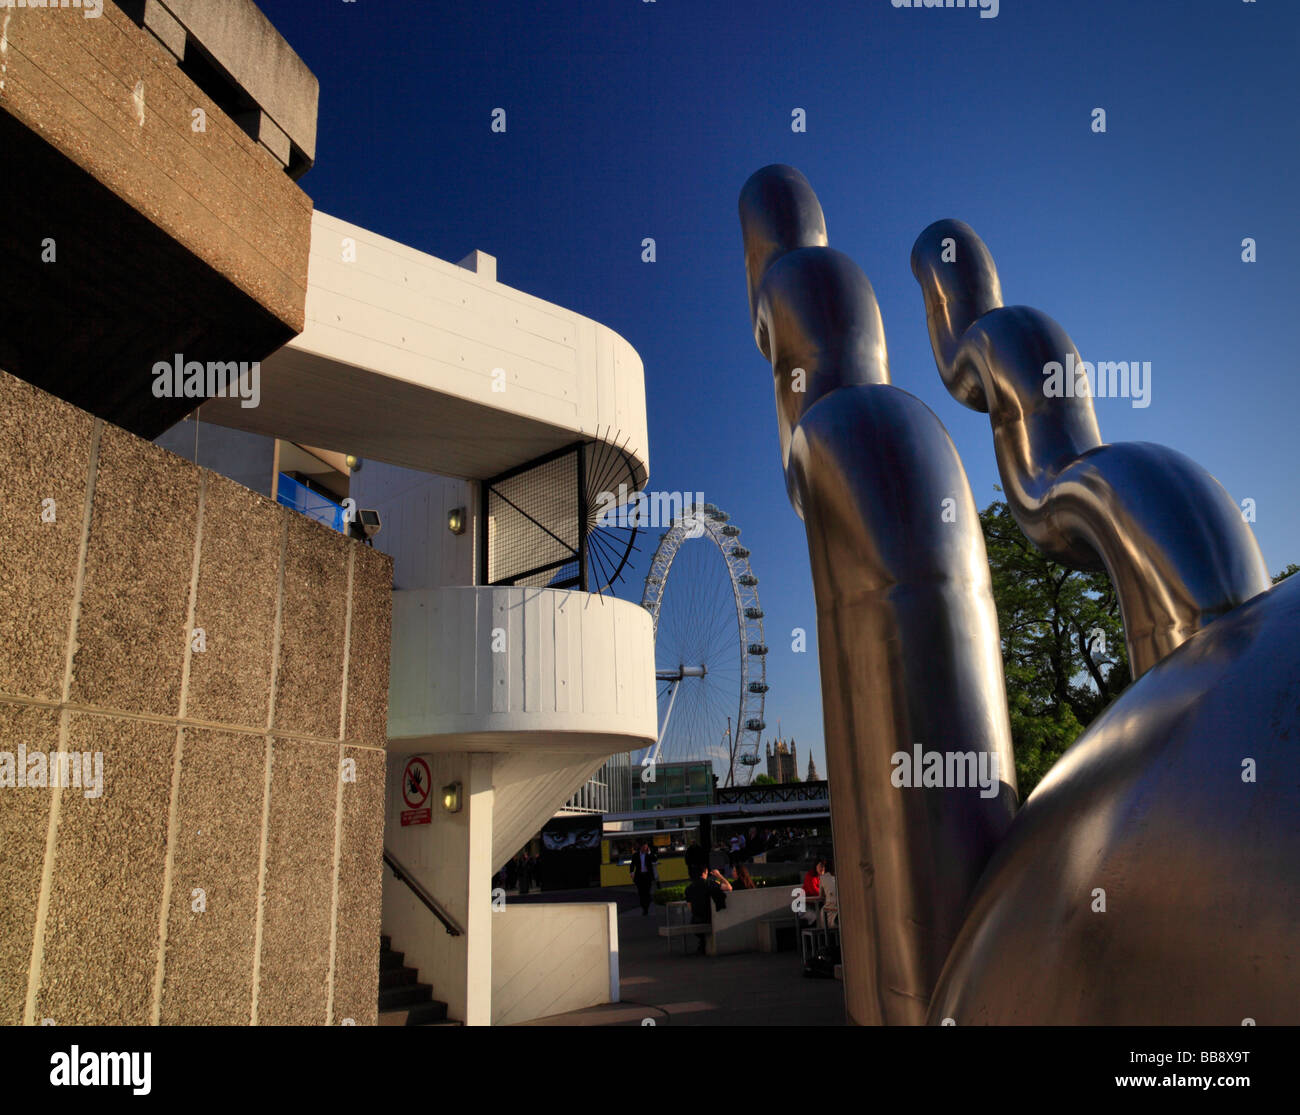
[
  {"xmin": 929, "ymin": 571, "xmax": 1300, "ymax": 1024},
  {"xmin": 908, "ymin": 218, "xmax": 1300, "ymax": 1024},
  {"xmin": 739, "ymin": 165, "xmax": 1017, "ymax": 1025},
  {"xmin": 739, "ymin": 166, "xmax": 1299, "ymax": 1026},
  {"xmin": 910, "ymin": 220, "xmax": 1271, "ymax": 676}
]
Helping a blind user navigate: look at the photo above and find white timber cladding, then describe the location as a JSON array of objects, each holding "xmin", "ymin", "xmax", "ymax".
[
  {"xmin": 491, "ymin": 903, "xmax": 619, "ymax": 1024},
  {"xmin": 346, "ymin": 461, "xmax": 476, "ymax": 591},
  {"xmin": 388, "ymin": 586, "xmax": 657, "ymax": 751},
  {"xmin": 202, "ymin": 210, "xmax": 649, "ymax": 483}
]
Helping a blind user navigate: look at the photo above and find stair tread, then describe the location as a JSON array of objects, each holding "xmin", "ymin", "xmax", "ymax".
[
  {"xmin": 377, "ymin": 937, "xmax": 447, "ymax": 1023},
  {"xmin": 379, "ymin": 999, "xmax": 450, "ymax": 1026},
  {"xmin": 379, "ymin": 966, "xmax": 418, "ymax": 988},
  {"xmin": 379, "ymin": 982, "xmax": 434, "ymax": 1009}
]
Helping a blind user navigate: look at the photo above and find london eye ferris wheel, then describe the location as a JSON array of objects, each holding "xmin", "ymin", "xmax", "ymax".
[{"xmin": 639, "ymin": 504, "xmax": 768, "ymax": 787}]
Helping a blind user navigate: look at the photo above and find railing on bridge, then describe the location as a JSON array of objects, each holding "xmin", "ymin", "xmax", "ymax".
[{"xmin": 715, "ymin": 780, "xmax": 829, "ymax": 806}]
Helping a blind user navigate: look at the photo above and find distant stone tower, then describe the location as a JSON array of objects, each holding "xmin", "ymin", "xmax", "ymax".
[
  {"xmin": 807, "ymin": 753, "xmax": 819, "ymax": 781},
  {"xmin": 766, "ymin": 738, "xmax": 798, "ymax": 781}
]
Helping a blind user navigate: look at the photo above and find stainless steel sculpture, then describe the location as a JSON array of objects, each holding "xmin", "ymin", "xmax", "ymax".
[
  {"xmin": 929, "ymin": 573, "xmax": 1300, "ymax": 1024},
  {"xmin": 910, "ymin": 219, "xmax": 1271, "ymax": 676},
  {"xmin": 740, "ymin": 164, "xmax": 1300, "ymax": 1024},
  {"xmin": 739, "ymin": 165, "xmax": 1017, "ymax": 1026},
  {"xmin": 910, "ymin": 218, "xmax": 1298, "ymax": 1024}
]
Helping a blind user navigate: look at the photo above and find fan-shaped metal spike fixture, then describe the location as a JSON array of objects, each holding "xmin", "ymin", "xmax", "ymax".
[{"xmin": 581, "ymin": 428, "xmax": 643, "ymax": 597}]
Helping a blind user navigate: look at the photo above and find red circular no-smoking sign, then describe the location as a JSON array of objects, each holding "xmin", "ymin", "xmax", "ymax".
[{"xmin": 402, "ymin": 757, "xmax": 431, "ymax": 810}]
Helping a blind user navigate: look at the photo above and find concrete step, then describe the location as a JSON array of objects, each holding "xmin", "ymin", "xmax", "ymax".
[
  {"xmin": 378, "ymin": 1001, "xmax": 455, "ymax": 1027},
  {"xmin": 379, "ymin": 965, "xmax": 418, "ymax": 990},
  {"xmin": 378, "ymin": 934, "xmax": 452, "ymax": 1024},
  {"xmin": 379, "ymin": 981, "xmax": 435, "ymax": 1011}
]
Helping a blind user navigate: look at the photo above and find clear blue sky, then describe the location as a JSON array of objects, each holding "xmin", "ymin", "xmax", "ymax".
[{"xmin": 260, "ymin": 0, "xmax": 1300, "ymax": 776}]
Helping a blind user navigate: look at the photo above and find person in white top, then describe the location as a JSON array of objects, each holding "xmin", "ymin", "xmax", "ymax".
[
  {"xmin": 819, "ymin": 861, "xmax": 839, "ymax": 930},
  {"xmin": 728, "ymin": 832, "xmax": 745, "ymax": 871}
]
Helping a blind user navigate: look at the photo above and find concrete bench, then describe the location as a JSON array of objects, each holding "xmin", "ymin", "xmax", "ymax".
[
  {"xmin": 659, "ymin": 902, "xmax": 712, "ymax": 953},
  {"xmin": 712, "ymin": 888, "xmax": 798, "ymax": 955},
  {"xmin": 662, "ymin": 889, "xmax": 800, "ymax": 955},
  {"xmin": 658, "ymin": 923, "xmax": 712, "ymax": 937},
  {"xmin": 757, "ymin": 911, "xmax": 795, "ymax": 953}
]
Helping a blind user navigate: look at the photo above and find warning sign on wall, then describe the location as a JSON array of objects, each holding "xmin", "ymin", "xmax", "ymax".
[{"xmin": 401, "ymin": 756, "xmax": 432, "ymax": 826}]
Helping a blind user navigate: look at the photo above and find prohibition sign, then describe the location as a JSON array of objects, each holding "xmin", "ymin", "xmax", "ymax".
[{"xmin": 401, "ymin": 757, "xmax": 432, "ymax": 825}]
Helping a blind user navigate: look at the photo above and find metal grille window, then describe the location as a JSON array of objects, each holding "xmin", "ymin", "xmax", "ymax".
[
  {"xmin": 484, "ymin": 447, "xmax": 582, "ymax": 589},
  {"xmin": 480, "ymin": 439, "xmax": 641, "ymax": 595}
]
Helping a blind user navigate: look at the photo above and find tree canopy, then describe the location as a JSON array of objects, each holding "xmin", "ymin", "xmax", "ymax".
[{"xmin": 980, "ymin": 497, "xmax": 1129, "ymax": 798}]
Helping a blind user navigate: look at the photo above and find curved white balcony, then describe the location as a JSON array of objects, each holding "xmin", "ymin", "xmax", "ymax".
[
  {"xmin": 388, "ymin": 586, "xmax": 656, "ymax": 755},
  {"xmin": 199, "ymin": 211, "xmax": 649, "ymax": 487}
]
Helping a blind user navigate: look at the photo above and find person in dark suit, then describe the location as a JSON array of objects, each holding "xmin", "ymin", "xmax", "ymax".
[{"xmin": 629, "ymin": 840, "xmax": 658, "ymax": 915}]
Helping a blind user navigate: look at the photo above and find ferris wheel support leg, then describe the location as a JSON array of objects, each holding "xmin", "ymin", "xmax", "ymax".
[{"xmin": 739, "ymin": 164, "xmax": 1017, "ymax": 1026}]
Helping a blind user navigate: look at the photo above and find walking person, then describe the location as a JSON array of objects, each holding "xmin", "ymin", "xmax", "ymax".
[{"xmin": 630, "ymin": 839, "xmax": 658, "ymax": 916}]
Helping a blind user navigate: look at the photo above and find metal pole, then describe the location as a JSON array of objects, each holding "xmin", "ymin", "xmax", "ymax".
[{"xmin": 576, "ymin": 443, "xmax": 589, "ymax": 592}]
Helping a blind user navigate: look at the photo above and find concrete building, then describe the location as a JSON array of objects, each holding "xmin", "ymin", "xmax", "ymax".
[
  {"xmin": 313, "ymin": 228, "xmax": 657, "ymax": 1025},
  {"xmin": 2, "ymin": 0, "xmax": 655, "ymax": 1028},
  {"xmin": 560, "ymin": 752, "xmax": 632, "ymax": 816},
  {"xmin": 0, "ymin": 0, "xmax": 385, "ymax": 1026},
  {"xmin": 157, "ymin": 220, "xmax": 656, "ymax": 1032},
  {"xmin": 631, "ymin": 760, "xmax": 714, "ymax": 812}
]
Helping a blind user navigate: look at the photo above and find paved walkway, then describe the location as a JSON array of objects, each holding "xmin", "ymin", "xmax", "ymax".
[{"xmin": 508, "ymin": 887, "xmax": 845, "ymax": 1026}]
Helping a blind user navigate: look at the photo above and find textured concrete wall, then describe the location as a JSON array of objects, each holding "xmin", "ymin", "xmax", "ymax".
[
  {"xmin": 152, "ymin": 0, "xmax": 320, "ymax": 165},
  {"xmin": 0, "ymin": 371, "xmax": 391, "ymax": 1026},
  {"xmin": 0, "ymin": 2, "xmax": 311, "ymax": 332},
  {"xmin": 0, "ymin": 2, "xmax": 312, "ymax": 438}
]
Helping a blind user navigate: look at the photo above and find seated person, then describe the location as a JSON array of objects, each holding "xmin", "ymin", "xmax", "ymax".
[
  {"xmin": 683, "ymin": 865, "xmax": 732, "ymax": 955},
  {"xmin": 735, "ymin": 864, "xmax": 758, "ymax": 890},
  {"xmin": 800, "ymin": 860, "xmax": 826, "ymax": 925}
]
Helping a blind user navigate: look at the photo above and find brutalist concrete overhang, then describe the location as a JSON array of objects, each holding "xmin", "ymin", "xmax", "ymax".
[{"xmin": 0, "ymin": 1, "xmax": 314, "ymax": 439}]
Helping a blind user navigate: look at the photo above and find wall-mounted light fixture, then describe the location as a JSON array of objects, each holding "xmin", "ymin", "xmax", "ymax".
[
  {"xmin": 447, "ymin": 507, "xmax": 466, "ymax": 535},
  {"xmin": 345, "ymin": 454, "xmax": 362, "ymax": 472},
  {"xmin": 442, "ymin": 781, "xmax": 463, "ymax": 813}
]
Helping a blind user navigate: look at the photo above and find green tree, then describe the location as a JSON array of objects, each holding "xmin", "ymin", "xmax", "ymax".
[
  {"xmin": 980, "ymin": 497, "xmax": 1129, "ymax": 799},
  {"xmin": 1273, "ymin": 563, "xmax": 1298, "ymax": 584},
  {"xmin": 753, "ymin": 773, "xmax": 776, "ymax": 785}
]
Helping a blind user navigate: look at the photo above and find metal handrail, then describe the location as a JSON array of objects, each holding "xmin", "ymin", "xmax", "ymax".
[{"xmin": 382, "ymin": 848, "xmax": 462, "ymax": 937}]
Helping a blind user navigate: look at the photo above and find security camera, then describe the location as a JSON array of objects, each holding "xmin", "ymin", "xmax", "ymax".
[{"xmin": 348, "ymin": 509, "xmax": 381, "ymax": 544}]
